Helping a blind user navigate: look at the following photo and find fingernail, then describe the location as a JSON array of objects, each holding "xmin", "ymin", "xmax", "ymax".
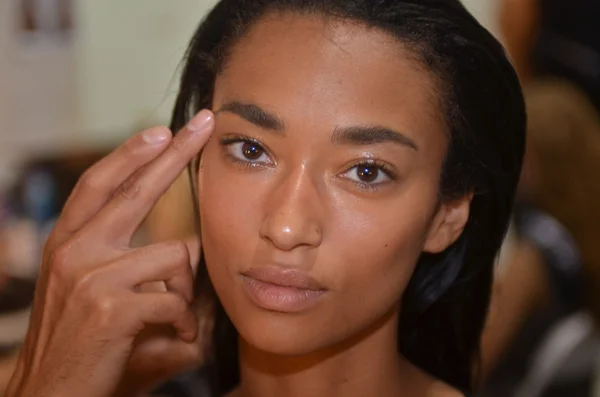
[
  {"xmin": 142, "ymin": 127, "xmax": 170, "ymax": 145},
  {"xmin": 186, "ymin": 109, "xmax": 213, "ymax": 133}
]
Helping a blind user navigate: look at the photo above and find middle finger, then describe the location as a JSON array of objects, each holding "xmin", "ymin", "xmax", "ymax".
[{"xmin": 84, "ymin": 109, "xmax": 214, "ymax": 246}]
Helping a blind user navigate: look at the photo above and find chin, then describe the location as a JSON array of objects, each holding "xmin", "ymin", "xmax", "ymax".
[{"xmin": 233, "ymin": 308, "xmax": 330, "ymax": 356}]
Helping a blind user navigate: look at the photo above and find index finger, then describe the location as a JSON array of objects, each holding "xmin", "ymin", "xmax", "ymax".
[
  {"xmin": 47, "ymin": 126, "xmax": 172, "ymax": 251},
  {"xmin": 84, "ymin": 109, "xmax": 214, "ymax": 245}
]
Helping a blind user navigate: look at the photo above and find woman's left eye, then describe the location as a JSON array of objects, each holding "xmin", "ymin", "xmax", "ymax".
[
  {"xmin": 226, "ymin": 140, "xmax": 272, "ymax": 164},
  {"xmin": 342, "ymin": 163, "xmax": 393, "ymax": 186}
]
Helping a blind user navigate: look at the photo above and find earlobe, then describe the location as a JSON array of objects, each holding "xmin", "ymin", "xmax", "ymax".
[{"xmin": 423, "ymin": 192, "xmax": 473, "ymax": 254}]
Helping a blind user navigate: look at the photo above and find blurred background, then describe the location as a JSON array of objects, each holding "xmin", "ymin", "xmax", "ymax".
[{"xmin": 1, "ymin": 0, "xmax": 599, "ymax": 396}]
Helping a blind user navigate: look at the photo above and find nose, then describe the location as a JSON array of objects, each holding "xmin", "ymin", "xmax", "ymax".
[{"xmin": 259, "ymin": 166, "xmax": 324, "ymax": 251}]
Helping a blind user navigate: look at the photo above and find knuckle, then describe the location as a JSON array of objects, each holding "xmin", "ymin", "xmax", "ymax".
[
  {"xmin": 116, "ymin": 178, "xmax": 143, "ymax": 201},
  {"xmin": 167, "ymin": 241, "xmax": 190, "ymax": 264},
  {"xmin": 91, "ymin": 296, "xmax": 118, "ymax": 324},
  {"xmin": 170, "ymin": 135, "xmax": 187, "ymax": 152},
  {"xmin": 47, "ymin": 244, "xmax": 73, "ymax": 280},
  {"xmin": 78, "ymin": 169, "xmax": 104, "ymax": 192}
]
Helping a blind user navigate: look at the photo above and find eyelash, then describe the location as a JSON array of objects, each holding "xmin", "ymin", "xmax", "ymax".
[
  {"xmin": 219, "ymin": 135, "xmax": 398, "ymax": 191},
  {"xmin": 342, "ymin": 159, "xmax": 398, "ymax": 192},
  {"xmin": 219, "ymin": 135, "xmax": 274, "ymax": 170}
]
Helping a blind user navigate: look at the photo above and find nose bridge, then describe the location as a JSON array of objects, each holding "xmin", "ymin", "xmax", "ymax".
[{"xmin": 260, "ymin": 164, "xmax": 323, "ymax": 251}]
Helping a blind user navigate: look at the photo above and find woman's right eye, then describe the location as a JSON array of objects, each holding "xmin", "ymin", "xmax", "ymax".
[{"xmin": 222, "ymin": 138, "xmax": 274, "ymax": 166}]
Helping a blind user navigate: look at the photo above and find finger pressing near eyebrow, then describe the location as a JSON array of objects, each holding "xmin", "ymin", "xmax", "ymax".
[
  {"xmin": 85, "ymin": 110, "xmax": 214, "ymax": 246},
  {"xmin": 48, "ymin": 126, "xmax": 172, "ymax": 250}
]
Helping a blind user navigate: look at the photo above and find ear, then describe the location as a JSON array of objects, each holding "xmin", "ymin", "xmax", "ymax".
[{"xmin": 423, "ymin": 192, "xmax": 473, "ymax": 254}]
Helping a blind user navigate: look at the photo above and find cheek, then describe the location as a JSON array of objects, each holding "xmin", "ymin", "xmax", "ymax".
[
  {"xmin": 197, "ymin": 149, "xmax": 263, "ymax": 267},
  {"xmin": 332, "ymin": 220, "xmax": 420, "ymax": 305},
  {"xmin": 325, "ymin": 184, "xmax": 439, "ymax": 316}
]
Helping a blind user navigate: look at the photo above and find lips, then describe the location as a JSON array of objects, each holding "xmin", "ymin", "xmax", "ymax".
[
  {"xmin": 241, "ymin": 266, "xmax": 325, "ymax": 290},
  {"xmin": 239, "ymin": 266, "xmax": 327, "ymax": 313}
]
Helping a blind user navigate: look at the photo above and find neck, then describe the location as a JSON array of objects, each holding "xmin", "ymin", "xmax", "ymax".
[{"xmin": 234, "ymin": 309, "xmax": 419, "ymax": 397}]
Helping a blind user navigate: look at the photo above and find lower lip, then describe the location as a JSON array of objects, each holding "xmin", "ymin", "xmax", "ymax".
[{"xmin": 240, "ymin": 276, "xmax": 326, "ymax": 313}]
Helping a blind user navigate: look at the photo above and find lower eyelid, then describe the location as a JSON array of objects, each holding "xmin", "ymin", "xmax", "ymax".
[{"xmin": 223, "ymin": 153, "xmax": 266, "ymax": 171}]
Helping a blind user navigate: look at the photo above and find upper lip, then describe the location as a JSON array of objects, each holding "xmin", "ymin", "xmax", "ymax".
[{"xmin": 241, "ymin": 266, "xmax": 326, "ymax": 291}]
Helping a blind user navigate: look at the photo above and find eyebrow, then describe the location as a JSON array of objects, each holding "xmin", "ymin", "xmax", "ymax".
[
  {"xmin": 216, "ymin": 101, "xmax": 417, "ymax": 150},
  {"xmin": 331, "ymin": 125, "xmax": 418, "ymax": 151},
  {"xmin": 216, "ymin": 101, "xmax": 285, "ymax": 133}
]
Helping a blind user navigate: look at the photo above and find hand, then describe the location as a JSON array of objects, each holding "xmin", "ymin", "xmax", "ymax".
[{"xmin": 6, "ymin": 110, "xmax": 215, "ymax": 397}]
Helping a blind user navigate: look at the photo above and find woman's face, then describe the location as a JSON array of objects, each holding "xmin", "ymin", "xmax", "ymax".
[{"xmin": 198, "ymin": 13, "xmax": 469, "ymax": 355}]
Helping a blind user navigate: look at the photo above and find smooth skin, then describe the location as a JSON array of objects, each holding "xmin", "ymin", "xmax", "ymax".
[
  {"xmin": 8, "ymin": 12, "xmax": 472, "ymax": 397},
  {"xmin": 200, "ymin": 14, "xmax": 470, "ymax": 397}
]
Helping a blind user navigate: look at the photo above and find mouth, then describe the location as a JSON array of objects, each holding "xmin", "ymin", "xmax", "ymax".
[{"xmin": 239, "ymin": 266, "xmax": 327, "ymax": 313}]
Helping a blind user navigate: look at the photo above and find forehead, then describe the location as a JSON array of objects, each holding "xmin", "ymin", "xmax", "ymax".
[{"xmin": 213, "ymin": 12, "xmax": 446, "ymax": 146}]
